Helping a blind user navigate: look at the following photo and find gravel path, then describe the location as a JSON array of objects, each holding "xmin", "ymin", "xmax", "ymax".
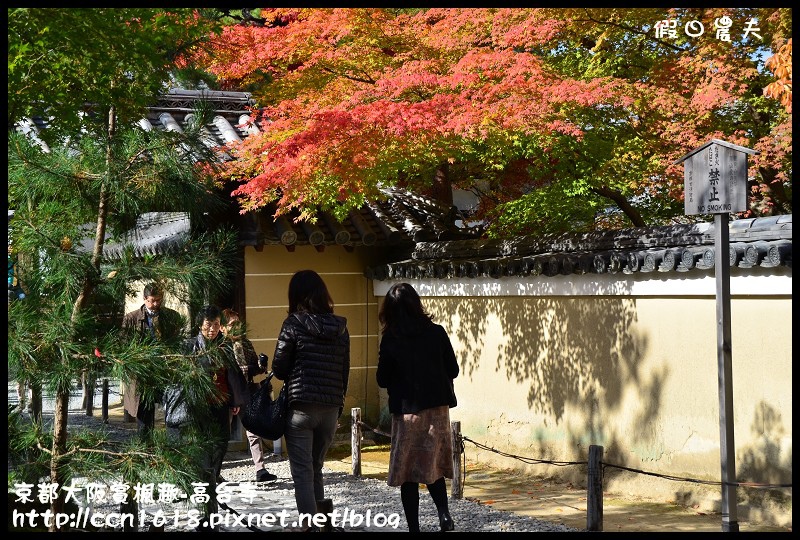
[
  {"xmin": 11, "ymin": 408, "xmax": 582, "ymax": 533},
  {"xmin": 216, "ymin": 451, "xmax": 582, "ymax": 533}
]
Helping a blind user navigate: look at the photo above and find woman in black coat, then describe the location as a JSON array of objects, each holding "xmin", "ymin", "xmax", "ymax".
[
  {"xmin": 376, "ymin": 282, "xmax": 459, "ymax": 532},
  {"xmin": 272, "ymin": 270, "xmax": 350, "ymax": 531}
]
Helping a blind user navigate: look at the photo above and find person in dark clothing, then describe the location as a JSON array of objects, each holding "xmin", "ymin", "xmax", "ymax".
[
  {"xmin": 121, "ymin": 282, "xmax": 184, "ymax": 438},
  {"xmin": 376, "ymin": 282, "xmax": 459, "ymax": 533},
  {"xmin": 272, "ymin": 270, "xmax": 350, "ymax": 531},
  {"xmin": 221, "ymin": 308, "xmax": 277, "ymax": 483},
  {"xmin": 162, "ymin": 305, "xmax": 249, "ymax": 532}
]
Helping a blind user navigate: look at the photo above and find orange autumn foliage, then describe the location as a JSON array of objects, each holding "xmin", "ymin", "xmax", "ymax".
[{"xmin": 189, "ymin": 8, "xmax": 792, "ymax": 233}]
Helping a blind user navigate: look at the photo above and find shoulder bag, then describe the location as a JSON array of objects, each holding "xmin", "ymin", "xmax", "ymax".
[{"xmin": 240, "ymin": 371, "xmax": 288, "ymax": 440}]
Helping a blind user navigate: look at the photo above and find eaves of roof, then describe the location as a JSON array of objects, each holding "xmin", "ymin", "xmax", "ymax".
[
  {"xmin": 75, "ymin": 212, "xmax": 190, "ymax": 261},
  {"xmin": 366, "ymin": 215, "xmax": 792, "ymax": 280},
  {"xmin": 237, "ymin": 186, "xmax": 481, "ymax": 252}
]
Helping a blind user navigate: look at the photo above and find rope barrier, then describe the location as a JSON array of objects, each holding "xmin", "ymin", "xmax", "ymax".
[
  {"xmin": 357, "ymin": 420, "xmax": 391, "ymax": 439},
  {"xmin": 355, "ymin": 419, "xmax": 792, "ymax": 492},
  {"xmin": 602, "ymin": 462, "xmax": 793, "ymax": 490}
]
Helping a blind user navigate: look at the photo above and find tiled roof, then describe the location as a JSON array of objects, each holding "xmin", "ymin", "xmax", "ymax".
[
  {"xmin": 17, "ymin": 88, "xmax": 257, "ymax": 156},
  {"xmin": 138, "ymin": 89, "xmax": 257, "ymax": 158},
  {"xmin": 76, "ymin": 212, "xmax": 191, "ymax": 261},
  {"xmin": 237, "ymin": 186, "xmax": 479, "ymax": 251},
  {"xmin": 365, "ymin": 215, "xmax": 792, "ymax": 280}
]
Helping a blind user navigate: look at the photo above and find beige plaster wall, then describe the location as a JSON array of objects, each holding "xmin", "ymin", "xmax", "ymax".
[
  {"xmin": 242, "ymin": 245, "xmax": 385, "ymax": 425},
  {"xmin": 239, "ymin": 244, "xmax": 791, "ymax": 525},
  {"xmin": 418, "ymin": 294, "xmax": 792, "ymax": 526}
]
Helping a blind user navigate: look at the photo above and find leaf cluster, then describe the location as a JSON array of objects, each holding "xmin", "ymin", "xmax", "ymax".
[
  {"xmin": 8, "ymin": 8, "xmax": 222, "ymax": 144},
  {"xmin": 193, "ymin": 8, "xmax": 791, "ymax": 235}
]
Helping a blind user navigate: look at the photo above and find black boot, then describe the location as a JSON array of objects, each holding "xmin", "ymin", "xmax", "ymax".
[
  {"xmin": 438, "ymin": 511, "xmax": 454, "ymax": 532},
  {"xmin": 426, "ymin": 478, "xmax": 454, "ymax": 532},
  {"xmin": 400, "ymin": 482, "xmax": 420, "ymax": 532}
]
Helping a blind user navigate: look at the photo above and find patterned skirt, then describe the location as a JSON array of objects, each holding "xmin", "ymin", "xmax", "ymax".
[{"xmin": 387, "ymin": 405, "xmax": 454, "ymax": 487}]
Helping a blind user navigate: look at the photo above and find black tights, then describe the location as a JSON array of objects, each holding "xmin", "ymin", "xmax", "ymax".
[{"xmin": 400, "ymin": 477, "xmax": 449, "ymax": 532}]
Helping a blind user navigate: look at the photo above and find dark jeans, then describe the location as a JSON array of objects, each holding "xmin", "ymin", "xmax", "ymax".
[
  {"xmin": 207, "ymin": 404, "xmax": 231, "ymax": 479},
  {"xmin": 284, "ymin": 402, "xmax": 339, "ymax": 521}
]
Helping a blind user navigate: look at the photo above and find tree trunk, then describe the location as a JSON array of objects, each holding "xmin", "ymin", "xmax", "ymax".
[
  {"xmin": 29, "ymin": 381, "xmax": 43, "ymax": 424},
  {"xmin": 81, "ymin": 371, "xmax": 96, "ymax": 415},
  {"xmin": 430, "ymin": 162, "xmax": 454, "ymax": 206},
  {"xmin": 50, "ymin": 104, "xmax": 116, "ymax": 528},
  {"xmin": 591, "ymin": 184, "xmax": 646, "ymax": 227},
  {"xmin": 47, "ymin": 390, "xmax": 70, "ymax": 531}
]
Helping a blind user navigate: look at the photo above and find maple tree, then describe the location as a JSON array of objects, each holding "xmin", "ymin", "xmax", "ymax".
[
  {"xmin": 191, "ymin": 8, "xmax": 791, "ymax": 236},
  {"xmin": 764, "ymin": 37, "xmax": 792, "ymax": 113}
]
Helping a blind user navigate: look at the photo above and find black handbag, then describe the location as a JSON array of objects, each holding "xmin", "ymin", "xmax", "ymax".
[{"xmin": 241, "ymin": 371, "xmax": 288, "ymax": 440}]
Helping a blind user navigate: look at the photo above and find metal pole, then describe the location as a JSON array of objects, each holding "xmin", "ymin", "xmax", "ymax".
[{"xmin": 714, "ymin": 213, "xmax": 738, "ymax": 532}]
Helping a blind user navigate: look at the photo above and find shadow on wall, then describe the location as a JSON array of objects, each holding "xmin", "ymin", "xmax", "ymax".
[
  {"xmin": 739, "ymin": 401, "xmax": 791, "ymax": 485},
  {"xmin": 668, "ymin": 401, "xmax": 792, "ymax": 525},
  {"xmin": 427, "ymin": 298, "xmax": 791, "ymax": 526},
  {"xmin": 428, "ymin": 296, "xmax": 660, "ymax": 468},
  {"xmin": 734, "ymin": 401, "xmax": 792, "ymax": 517},
  {"xmin": 429, "ymin": 296, "xmax": 648, "ymax": 427}
]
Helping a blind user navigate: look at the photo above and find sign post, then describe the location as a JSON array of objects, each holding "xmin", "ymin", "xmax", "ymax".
[{"xmin": 674, "ymin": 139, "xmax": 758, "ymax": 533}]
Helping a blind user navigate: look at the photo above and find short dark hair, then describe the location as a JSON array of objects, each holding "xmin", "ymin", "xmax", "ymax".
[
  {"xmin": 196, "ymin": 305, "xmax": 221, "ymax": 327},
  {"xmin": 378, "ymin": 282, "xmax": 433, "ymax": 336},
  {"xmin": 288, "ymin": 270, "xmax": 333, "ymax": 314},
  {"xmin": 143, "ymin": 283, "xmax": 163, "ymax": 298}
]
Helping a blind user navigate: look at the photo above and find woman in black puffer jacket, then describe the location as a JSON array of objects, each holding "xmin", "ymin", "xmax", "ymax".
[{"xmin": 272, "ymin": 270, "xmax": 350, "ymax": 530}]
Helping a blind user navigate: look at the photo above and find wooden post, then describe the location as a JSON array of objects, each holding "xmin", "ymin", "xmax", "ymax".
[
  {"xmin": 121, "ymin": 486, "xmax": 138, "ymax": 532},
  {"xmin": 82, "ymin": 371, "xmax": 94, "ymax": 416},
  {"xmin": 351, "ymin": 407, "xmax": 362, "ymax": 477},
  {"xmin": 101, "ymin": 378, "xmax": 109, "ymax": 423},
  {"xmin": 714, "ymin": 213, "xmax": 739, "ymax": 532},
  {"xmin": 120, "ymin": 381, "xmax": 134, "ymax": 422},
  {"xmin": 587, "ymin": 445, "xmax": 603, "ymax": 532},
  {"xmin": 675, "ymin": 139, "xmax": 756, "ymax": 534},
  {"xmin": 450, "ymin": 421, "xmax": 463, "ymax": 499}
]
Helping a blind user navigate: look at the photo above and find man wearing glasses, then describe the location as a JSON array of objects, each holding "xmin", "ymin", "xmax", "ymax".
[{"xmin": 121, "ymin": 282, "xmax": 184, "ymax": 438}]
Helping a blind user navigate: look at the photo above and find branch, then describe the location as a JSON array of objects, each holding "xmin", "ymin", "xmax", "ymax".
[
  {"xmin": 590, "ymin": 184, "xmax": 647, "ymax": 227},
  {"xmin": 70, "ymin": 447, "xmax": 155, "ymax": 459},
  {"xmin": 578, "ymin": 8, "xmax": 685, "ymax": 53},
  {"xmin": 10, "ymin": 136, "xmax": 101, "ymax": 183},
  {"xmin": 318, "ymin": 64, "xmax": 376, "ymax": 85},
  {"xmin": 37, "ymin": 440, "xmax": 156, "ymax": 460}
]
